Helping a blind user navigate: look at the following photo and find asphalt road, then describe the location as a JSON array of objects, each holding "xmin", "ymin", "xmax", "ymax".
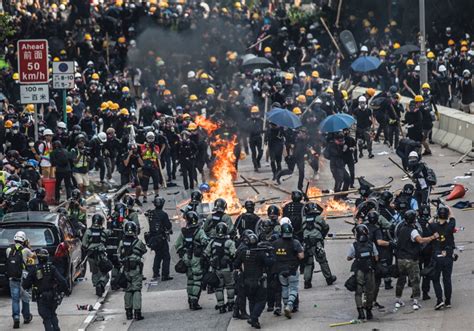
[{"xmin": 1, "ymin": 140, "xmax": 473, "ymax": 331}]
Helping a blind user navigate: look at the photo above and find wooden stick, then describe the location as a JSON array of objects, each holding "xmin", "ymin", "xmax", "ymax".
[
  {"xmin": 240, "ymin": 175, "xmax": 260, "ymax": 195},
  {"xmin": 320, "ymin": 17, "xmax": 345, "ymax": 59},
  {"xmin": 247, "ymin": 177, "xmax": 292, "ymax": 195},
  {"xmin": 247, "ymin": 35, "xmax": 272, "ymax": 50},
  {"xmin": 335, "ymin": 0, "xmax": 343, "ymax": 28},
  {"xmin": 450, "ymin": 145, "xmax": 474, "ymax": 167},
  {"xmin": 307, "ymin": 184, "xmax": 391, "ymax": 199}
]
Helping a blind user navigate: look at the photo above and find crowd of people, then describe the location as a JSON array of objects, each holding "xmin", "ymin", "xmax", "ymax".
[{"xmin": 0, "ymin": 0, "xmax": 468, "ymax": 330}]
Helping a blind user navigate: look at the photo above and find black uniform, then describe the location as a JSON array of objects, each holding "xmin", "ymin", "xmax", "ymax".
[
  {"xmin": 147, "ymin": 208, "xmax": 172, "ymax": 279},
  {"xmin": 235, "ymin": 212, "xmax": 260, "ymax": 237},
  {"xmin": 22, "ymin": 261, "xmax": 68, "ymax": 331},
  {"xmin": 248, "ymin": 117, "xmax": 264, "ymax": 170}
]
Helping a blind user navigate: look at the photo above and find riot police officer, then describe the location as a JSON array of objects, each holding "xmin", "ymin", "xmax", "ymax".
[
  {"xmin": 204, "ymin": 222, "xmax": 236, "ymax": 313},
  {"xmin": 182, "ymin": 190, "xmax": 203, "ymax": 215},
  {"xmin": 347, "ymin": 224, "xmax": 378, "ymax": 320},
  {"xmin": 147, "ymin": 196, "xmax": 173, "ymax": 281},
  {"xmin": 107, "ymin": 205, "xmax": 125, "ymax": 290},
  {"xmin": 282, "ymin": 190, "xmax": 305, "ymax": 243},
  {"xmin": 175, "ymin": 211, "xmax": 209, "ymax": 310},
  {"xmin": 407, "ymin": 151, "xmax": 437, "ymax": 205},
  {"xmin": 23, "ymin": 249, "xmax": 67, "ymax": 331},
  {"xmin": 123, "ymin": 196, "xmax": 140, "ymax": 234},
  {"xmin": 82, "ymin": 214, "xmax": 109, "ymax": 296},
  {"xmin": 235, "ymin": 200, "xmax": 260, "ymax": 237},
  {"xmin": 233, "ymin": 232, "xmax": 274, "ymax": 329},
  {"xmin": 203, "ymin": 198, "xmax": 234, "ymax": 239},
  {"xmin": 119, "ymin": 222, "xmax": 147, "ymax": 320},
  {"xmin": 273, "ymin": 223, "xmax": 304, "ymax": 319},
  {"xmin": 302, "ymin": 202, "xmax": 336, "ymax": 288}
]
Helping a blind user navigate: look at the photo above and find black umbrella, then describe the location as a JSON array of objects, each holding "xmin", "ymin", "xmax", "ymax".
[
  {"xmin": 393, "ymin": 44, "xmax": 420, "ymax": 55},
  {"xmin": 242, "ymin": 57, "xmax": 274, "ymax": 69}
]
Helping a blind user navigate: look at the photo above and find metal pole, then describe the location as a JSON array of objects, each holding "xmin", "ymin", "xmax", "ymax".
[
  {"xmin": 62, "ymin": 89, "xmax": 67, "ymax": 124},
  {"xmin": 419, "ymin": 0, "xmax": 428, "ymax": 87},
  {"xmin": 34, "ymin": 104, "xmax": 39, "ymax": 141}
]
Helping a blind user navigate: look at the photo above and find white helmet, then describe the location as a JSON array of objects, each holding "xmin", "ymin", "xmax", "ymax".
[
  {"xmin": 409, "ymin": 151, "xmax": 419, "ymax": 158},
  {"xmin": 280, "ymin": 217, "xmax": 292, "ymax": 225},
  {"xmin": 146, "ymin": 131, "xmax": 155, "ymax": 142},
  {"xmin": 98, "ymin": 132, "xmax": 107, "ymax": 142},
  {"xmin": 463, "ymin": 69, "xmax": 471, "ymax": 77},
  {"xmin": 14, "ymin": 231, "xmax": 26, "ymax": 243},
  {"xmin": 43, "ymin": 129, "xmax": 54, "ymax": 136},
  {"xmin": 187, "ymin": 71, "xmax": 196, "ymax": 79},
  {"xmin": 438, "ymin": 65, "xmax": 447, "ymax": 72},
  {"xmin": 315, "ymin": 98, "xmax": 322, "ymax": 104},
  {"xmin": 414, "ymin": 65, "xmax": 420, "ymax": 72},
  {"xmin": 358, "ymin": 95, "xmax": 367, "ymax": 103},
  {"xmin": 57, "ymin": 121, "xmax": 67, "ymax": 129},
  {"xmin": 360, "ymin": 45, "xmax": 368, "ymax": 52},
  {"xmin": 298, "ymin": 71, "xmax": 307, "ymax": 78}
]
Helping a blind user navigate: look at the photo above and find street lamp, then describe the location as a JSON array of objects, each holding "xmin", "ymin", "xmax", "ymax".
[{"xmin": 419, "ymin": 0, "xmax": 428, "ymax": 86}]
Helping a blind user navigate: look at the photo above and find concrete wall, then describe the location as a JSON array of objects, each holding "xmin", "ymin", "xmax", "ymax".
[{"xmin": 352, "ymin": 87, "xmax": 474, "ymax": 156}]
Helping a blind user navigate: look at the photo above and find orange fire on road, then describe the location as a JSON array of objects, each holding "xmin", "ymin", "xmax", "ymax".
[{"xmin": 306, "ymin": 186, "xmax": 352, "ymax": 215}]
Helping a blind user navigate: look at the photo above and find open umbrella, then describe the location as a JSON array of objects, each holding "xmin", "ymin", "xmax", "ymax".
[
  {"xmin": 241, "ymin": 54, "xmax": 257, "ymax": 63},
  {"xmin": 319, "ymin": 113, "xmax": 355, "ymax": 133},
  {"xmin": 351, "ymin": 56, "xmax": 381, "ymax": 72},
  {"xmin": 393, "ymin": 44, "xmax": 420, "ymax": 55},
  {"xmin": 267, "ymin": 107, "xmax": 302, "ymax": 129},
  {"xmin": 242, "ymin": 57, "xmax": 274, "ymax": 70}
]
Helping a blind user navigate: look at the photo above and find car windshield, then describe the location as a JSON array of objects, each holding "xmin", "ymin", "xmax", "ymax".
[{"xmin": 0, "ymin": 227, "xmax": 56, "ymax": 246}]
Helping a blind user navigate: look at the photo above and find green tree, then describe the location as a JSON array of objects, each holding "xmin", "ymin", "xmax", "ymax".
[{"xmin": 0, "ymin": 13, "xmax": 16, "ymax": 45}]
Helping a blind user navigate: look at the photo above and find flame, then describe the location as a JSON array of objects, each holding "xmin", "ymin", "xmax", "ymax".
[
  {"xmin": 325, "ymin": 198, "xmax": 351, "ymax": 213},
  {"xmin": 195, "ymin": 115, "xmax": 218, "ymax": 134},
  {"xmin": 307, "ymin": 187, "xmax": 322, "ymax": 201}
]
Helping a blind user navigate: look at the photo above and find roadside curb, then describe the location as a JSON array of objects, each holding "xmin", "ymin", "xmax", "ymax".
[{"xmin": 77, "ymin": 281, "xmax": 111, "ymax": 331}]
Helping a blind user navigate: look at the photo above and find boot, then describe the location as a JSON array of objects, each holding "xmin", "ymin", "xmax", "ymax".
[
  {"xmin": 247, "ymin": 319, "xmax": 261, "ymax": 329},
  {"xmin": 218, "ymin": 305, "xmax": 227, "ymax": 314},
  {"xmin": 134, "ymin": 309, "xmax": 144, "ymax": 320},
  {"xmin": 190, "ymin": 299, "xmax": 202, "ymax": 310},
  {"xmin": 365, "ymin": 308, "xmax": 373, "ymax": 320},
  {"xmin": 13, "ymin": 320, "xmax": 20, "ymax": 329},
  {"xmin": 273, "ymin": 307, "xmax": 281, "ymax": 316},
  {"xmin": 423, "ymin": 292, "xmax": 431, "ymax": 301},
  {"xmin": 304, "ymin": 281, "xmax": 312, "ymax": 289},
  {"xmin": 226, "ymin": 302, "xmax": 234, "ymax": 312},
  {"xmin": 357, "ymin": 308, "xmax": 365, "ymax": 320},
  {"xmin": 326, "ymin": 275, "xmax": 337, "ymax": 285},
  {"xmin": 384, "ymin": 279, "xmax": 393, "ymax": 290},
  {"xmin": 126, "ymin": 309, "xmax": 133, "ymax": 320}
]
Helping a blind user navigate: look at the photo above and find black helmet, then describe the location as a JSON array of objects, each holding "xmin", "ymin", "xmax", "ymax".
[
  {"xmin": 153, "ymin": 196, "xmax": 165, "ymax": 209},
  {"xmin": 36, "ymin": 188, "xmax": 46, "ymax": 199},
  {"xmin": 123, "ymin": 195, "xmax": 135, "ymax": 208},
  {"xmin": 437, "ymin": 205, "xmax": 450, "ymax": 219},
  {"xmin": 419, "ymin": 204, "xmax": 431, "ymax": 217},
  {"xmin": 190, "ymin": 190, "xmax": 203, "ymax": 203},
  {"xmin": 366, "ymin": 211, "xmax": 379, "ymax": 224},
  {"xmin": 241, "ymin": 229, "xmax": 255, "ymax": 239},
  {"xmin": 72, "ymin": 124, "xmax": 81, "ymax": 133},
  {"xmin": 291, "ymin": 190, "xmax": 304, "ymax": 203},
  {"xmin": 402, "ymin": 184, "xmax": 415, "ymax": 195},
  {"xmin": 380, "ymin": 191, "xmax": 393, "ymax": 204},
  {"xmin": 261, "ymin": 219, "xmax": 273, "ymax": 233},
  {"xmin": 389, "ymin": 85, "xmax": 398, "ymax": 94},
  {"xmin": 359, "ymin": 186, "xmax": 372, "ymax": 198},
  {"xmin": 355, "ymin": 224, "xmax": 369, "ymax": 242},
  {"xmin": 334, "ymin": 131, "xmax": 344, "ymax": 140},
  {"xmin": 244, "ymin": 200, "xmax": 255, "ymax": 213},
  {"xmin": 185, "ymin": 211, "xmax": 199, "ymax": 227},
  {"xmin": 71, "ymin": 189, "xmax": 81, "ymax": 200},
  {"xmin": 216, "ymin": 222, "xmax": 228, "ymax": 238},
  {"xmin": 304, "ymin": 202, "xmax": 322, "ymax": 215},
  {"xmin": 92, "ymin": 214, "xmax": 105, "ymax": 226},
  {"xmin": 36, "ymin": 248, "xmax": 50, "ymax": 263},
  {"xmin": 281, "ymin": 223, "xmax": 293, "ymax": 239},
  {"xmin": 213, "ymin": 198, "xmax": 227, "ymax": 213},
  {"xmin": 124, "ymin": 221, "xmax": 138, "ymax": 236},
  {"xmin": 243, "ymin": 233, "xmax": 258, "ymax": 246},
  {"xmin": 267, "ymin": 205, "xmax": 280, "ymax": 219},
  {"xmin": 404, "ymin": 209, "xmax": 417, "ymax": 224}
]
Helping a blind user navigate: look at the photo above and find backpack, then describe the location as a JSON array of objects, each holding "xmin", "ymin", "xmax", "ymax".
[
  {"xmin": 425, "ymin": 166, "xmax": 437, "ymax": 186},
  {"xmin": 7, "ymin": 245, "xmax": 24, "ymax": 279},
  {"xmin": 54, "ymin": 149, "xmax": 70, "ymax": 168}
]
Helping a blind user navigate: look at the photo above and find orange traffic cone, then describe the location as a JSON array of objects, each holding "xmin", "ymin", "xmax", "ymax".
[{"xmin": 446, "ymin": 184, "xmax": 466, "ymax": 201}]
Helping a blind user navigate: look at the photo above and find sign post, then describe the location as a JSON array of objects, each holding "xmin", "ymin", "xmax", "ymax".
[
  {"xmin": 17, "ymin": 39, "xmax": 49, "ymax": 141},
  {"xmin": 52, "ymin": 61, "xmax": 75, "ymax": 124}
]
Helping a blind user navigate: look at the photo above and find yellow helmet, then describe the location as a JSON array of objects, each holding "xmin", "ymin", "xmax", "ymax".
[
  {"xmin": 189, "ymin": 94, "xmax": 198, "ymax": 101},
  {"xmin": 60, "ymin": 49, "xmax": 67, "ymax": 55},
  {"xmin": 284, "ymin": 73, "xmax": 294, "ymax": 80},
  {"xmin": 414, "ymin": 95, "xmax": 424, "ymax": 102},
  {"xmin": 228, "ymin": 52, "xmax": 237, "ymax": 61},
  {"xmin": 379, "ymin": 50, "xmax": 387, "ymax": 57},
  {"xmin": 252, "ymin": 13, "xmax": 259, "ymax": 20},
  {"xmin": 12, "ymin": 72, "xmax": 19, "ymax": 80},
  {"xmin": 305, "ymin": 89, "xmax": 314, "ymax": 97},
  {"xmin": 5, "ymin": 120, "xmax": 13, "ymax": 128},
  {"xmin": 200, "ymin": 73, "xmax": 209, "ymax": 79},
  {"xmin": 159, "ymin": 2, "xmax": 169, "ymax": 8},
  {"xmin": 362, "ymin": 19, "xmax": 371, "ymax": 28},
  {"xmin": 234, "ymin": 2, "xmax": 241, "ymax": 9},
  {"xmin": 448, "ymin": 39, "xmax": 455, "ymax": 46},
  {"xmin": 250, "ymin": 106, "xmax": 259, "ymax": 113},
  {"xmin": 461, "ymin": 40, "xmax": 468, "ymax": 46},
  {"xmin": 221, "ymin": 7, "xmax": 228, "ymax": 14},
  {"xmin": 53, "ymin": 57, "xmax": 60, "ymax": 62},
  {"xmin": 427, "ymin": 51, "xmax": 435, "ymax": 59},
  {"xmin": 370, "ymin": 27, "xmax": 378, "ymax": 35},
  {"xmin": 366, "ymin": 88, "xmax": 376, "ymax": 97},
  {"xmin": 406, "ymin": 59, "xmax": 415, "ymax": 66},
  {"xmin": 84, "ymin": 33, "xmax": 92, "ymax": 41},
  {"xmin": 264, "ymin": 47, "xmax": 271, "ymax": 53},
  {"xmin": 341, "ymin": 90, "xmax": 349, "ymax": 100},
  {"xmin": 119, "ymin": 108, "xmax": 130, "ymax": 116},
  {"xmin": 91, "ymin": 73, "xmax": 100, "ymax": 80},
  {"xmin": 100, "ymin": 102, "xmax": 108, "ymax": 111},
  {"xmin": 25, "ymin": 104, "xmax": 35, "ymax": 113},
  {"xmin": 158, "ymin": 79, "xmax": 166, "ymax": 86},
  {"xmin": 296, "ymin": 95, "xmax": 306, "ymax": 103},
  {"xmin": 421, "ymin": 83, "xmax": 431, "ymax": 89},
  {"xmin": 182, "ymin": 113, "xmax": 191, "ymax": 119},
  {"xmin": 163, "ymin": 89, "xmax": 172, "ymax": 96},
  {"xmin": 390, "ymin": 20, "xmax": 397, "ymax": 27},
  {"xmin": 122, "ymin": 86, "xmax": 130, "ymax": 93},
  {"xmin": 107, "ymin": 100, "xmax": 114, "ymax": 108},
  {"xmin": 292, "ymin": 107, "xmax": 302, "ymax": 115},
  {"xmin": 66, "ymin": 105, "xmax": 73, "ymax": 113},
  {"xmin": 110, "ymin": 103, "xmax": 120, "ymax": 111},
  {"xmin": 461, "ymin": 46, "xmax": 468, "ymax": 52},
  {"xmin": 115, "ymin": 0, "xmax": 123, "ymax": 5},
  {"xmin": 118, "ymin": 37, "xmax": 126, "ymax": 44},
  {"xmin": 325, "ymin": 87, "xmax": 334, "ymax": 94},
  {"xmin": 311, "ymin": 70, "xmax": 319, "ymax": 78},
  {"xmin": 393, "ymin": 42, "xmax": 401, "ymax": 49},
  {"xmin": 187, "ymin": 123, "xmax": 198, "ymax": 131},
  {"xmin": 206, "ymin": 87, "xmax": 215, "ymax": 95}
]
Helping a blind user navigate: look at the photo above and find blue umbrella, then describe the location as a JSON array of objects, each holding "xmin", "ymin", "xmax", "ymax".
[
  {"xmin": 267, "ymin": 107, "xmax": 302, "ymax": 129},
  {"xmin": 319, "ymin": 113, "xmax": 355, "ymax": 133},
  {"xmin": 351, "ymin": 56, "xmax": 381, "ymax": 72}
]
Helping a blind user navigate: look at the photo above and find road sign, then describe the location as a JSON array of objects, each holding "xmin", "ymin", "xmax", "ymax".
[
  {"xmin": 20, "ymin": 84, "xmax": 50, "ymax": 104},
  {"xmin": 52, "ymin": 61, "xmax": 75, "ymax": 89},
  {"xmin": 17, "ymin": 39, "xmax": 49, "ymax": 84}
]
